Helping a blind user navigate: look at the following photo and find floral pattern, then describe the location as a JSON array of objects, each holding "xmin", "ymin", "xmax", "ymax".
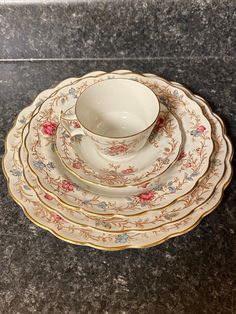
[
  {"xmin": 44, "ymin": 193, "xmax": 53, "ymax": 201},
  {"xmin": 56, "ymin": 105, "xmax": 182, "ymax": 187},
  {"xmin": 91, "ymin": 132, "xmax": 149, "ymax": 158},
  {"xmin": 138, "ymin": 191, "xmax": 155, "ymax": 203},
  {"xmin": 41, "ymin": 121, "xmax": 57, "ymax": 136},
  {"xmin": 61, "ymin": 180, "xmax": 74, "ymax": 192},
  {"xmin": 197, "ymin": 125, "xmax": 206, "ymax": 133},
  {"xmin": 25, "ymin": 73, "xmax": 213, "ymax": 216},
  {"xmin": 11, "ymin": 169, "xmax": 22, "ymax": 176},
  {"xmin": 121, "ymin": 167, "xmax": 135, "ymax": 175},
  {"xmin": 72, "ymin": 162, "xmax": 82, "ymax": 169},
  {"xmin": 115, "ymin": 234, "xmax": 129, "ymax": 243},
  {"xmin": 2, "ymin": 71, "xmax": 232, "ymax": 250},
  {"xmin": 109, "ymin": 144, "xmax": 129, "ymax": 156}
]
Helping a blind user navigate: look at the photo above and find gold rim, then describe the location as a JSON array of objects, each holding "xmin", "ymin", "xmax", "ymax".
[
  {"xmin": 2, "ymin": 70, "xmax": 233, "ymax": 250},
  {"xmin": 23, "ymin": 71, "xmax": 214, "ymax": 215}
]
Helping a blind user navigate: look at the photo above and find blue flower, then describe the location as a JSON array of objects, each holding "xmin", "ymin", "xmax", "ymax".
[
  {"xmin": 47, "ymin": 161, "xmax": 55, "ymax": 169},
  {"xmin": 96, "ymin": 201, "xmax": 107, "ymax": 209},
  {"xmin": 191, "ymin": 171, "xmax": 199, "ymax": 177},
  {"xmin": 68, "ymin": 87, "xmax": 77, "ymax": 98},
  {"xmin": 191, "ymin": 130, "xmax": 200, "ymax": 137},
  {"xmin": 95, "ymin": 220, "xmax": 112, "ymax": 229},
  {"xmin": 163, "ymin": 158, "xmax": 170, "ymax": 164},
  {"xmin": 19, "ymin": 116, "xmax": 26, "ymax": 124},
  {"xmin": 153, "ymin": 184, "xmax": 163, "ymax": 191},
  {"xmin": 173, "ymin": 90, "xmax": 183, "ymax": 99},
  {"xmin": 159, "ymin": 96, "xmax": 172, "ymax": 109},
  {"xmin": 168, "ymin": 186, "xmax": 176, "ymax": 193},
  {"xmin": 115, "ymin": 233, "xmax": 129, "ymax": 243},
  {"xmin": 185, "ymin": 172, "xmax": 194, "ymax": 181},
  {"xmin": 186, "ymin": 176, "xmax": 194, "ymax": 181},
  {"xmin": 12, "ymin": 169, "xmax": 22, "ymax": 176},
  {"xmin": 212, "ymin": 159, "xmax": 221, "ymax": 166},
  {"xmin": 72, "ymin": 134, "xmax": 83, "ymax": 143},
  {"xmin": 33, "ymin": 160, "xmax": 45, "ymax": 170}
]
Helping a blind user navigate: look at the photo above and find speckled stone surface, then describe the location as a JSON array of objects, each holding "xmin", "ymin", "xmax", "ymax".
[
  {"xmin": 0, "ymin": 0, "xmax": 235, "ymax": 58},
  {"xmin": 0, "ymin": 1, "xmax": 236, "ymax": 313}
]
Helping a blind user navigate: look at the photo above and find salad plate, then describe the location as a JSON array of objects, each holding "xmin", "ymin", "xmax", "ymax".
[
  {"xmin": 55, "ymin": 103, "xmax": 182, "ymax": 187},
  {"xmin": 24, "ymin": 72, "xmax": 214, "ymax": 215}
]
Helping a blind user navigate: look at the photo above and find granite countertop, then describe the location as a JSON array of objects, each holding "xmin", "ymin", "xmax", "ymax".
[{"xmin": 0, "ymin": 1, "xmax": 235, "ymax": 313}]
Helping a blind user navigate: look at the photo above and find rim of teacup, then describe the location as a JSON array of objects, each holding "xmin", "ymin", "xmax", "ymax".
[{"xmin": 74, "ymin": 78, "xmax": 160, "ymax": 139}]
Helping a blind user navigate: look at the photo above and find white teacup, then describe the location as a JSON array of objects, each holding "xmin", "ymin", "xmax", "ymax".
[{"xmin": 61, "ymin": 78, "xmax": 160, "ymax": 160}]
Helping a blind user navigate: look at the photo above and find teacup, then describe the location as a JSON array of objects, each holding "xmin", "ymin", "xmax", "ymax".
[{"xmin": 61, "ymin": 78, "xmax": 160, "ymax": 160}]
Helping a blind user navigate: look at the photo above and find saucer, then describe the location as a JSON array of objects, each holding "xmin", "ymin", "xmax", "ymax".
[
  {"xmin": 55, "ymin": 102, "xmax": 182, "ymax": 187},
  {"xmin": 3, "ymin": 71, "xmax": 232, "ymax": 249},
  {"xmin": 25, "ymin": 72, "xmax": 214, "ymax": 215}
]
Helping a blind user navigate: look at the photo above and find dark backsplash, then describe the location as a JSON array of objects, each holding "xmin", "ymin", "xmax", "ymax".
[{"xmin": 0, "ymin": 0, "xmax": 235, "ymax": 59}]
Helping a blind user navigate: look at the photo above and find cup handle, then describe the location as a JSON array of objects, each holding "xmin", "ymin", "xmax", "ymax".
[{"xmin": 60, "ymin": 111, "xmax": 86, "ymax": 138}]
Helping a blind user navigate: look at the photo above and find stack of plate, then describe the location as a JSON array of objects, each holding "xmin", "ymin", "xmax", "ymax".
[{"xmin": 3, "ymin": 70, "xmax": 233, "ymax": 250}]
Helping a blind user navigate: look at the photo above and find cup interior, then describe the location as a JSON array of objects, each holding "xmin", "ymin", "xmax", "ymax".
[{"xmin": 75, "ymin": 78, "xmax": 159, "ymax": 138}]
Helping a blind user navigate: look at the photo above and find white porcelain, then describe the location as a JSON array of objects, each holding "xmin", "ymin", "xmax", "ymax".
[{"xmin": 61, "ymin": 78, "xmax": 160, "ymax": 160}]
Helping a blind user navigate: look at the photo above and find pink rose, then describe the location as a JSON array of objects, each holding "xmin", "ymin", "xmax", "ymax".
[
  {"xmin": 122, "ymin": 167, "xmax": 135, "ymax": 175},
  {"xmin": 196, "ymin": 125, "xmax": 206, "ymax": 133},
  {"xmin": 41, "ymin": 121, "xmax": 57, "ymax": 136},
  {"xmin": 72, "ymin": 162, "xmax": 81, "ymax": 169},
  {"xmin": 110, "ymin": 144, "xmax": 129, "ymax": 154},
  {"xmin": 44, "ymin": 193, "xmax": 53, "ymax": 201},
  {"xmin": 54, "ymin": 214, "xmax": 64, "ymax": 222},
  {"xmin": 61, "ymin": 180, "xmax": 74, "ymax": 192},
  {"xmin": 184, "ymin": 162, "xmax": 192, "ymax": 168},
  {"xmin": 138, "ymin": 191, "xmax": 155, "ymax": 203},
  {"xmin": 73, "ymin": 121, "xmax": 81, "ymax": 128}
]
